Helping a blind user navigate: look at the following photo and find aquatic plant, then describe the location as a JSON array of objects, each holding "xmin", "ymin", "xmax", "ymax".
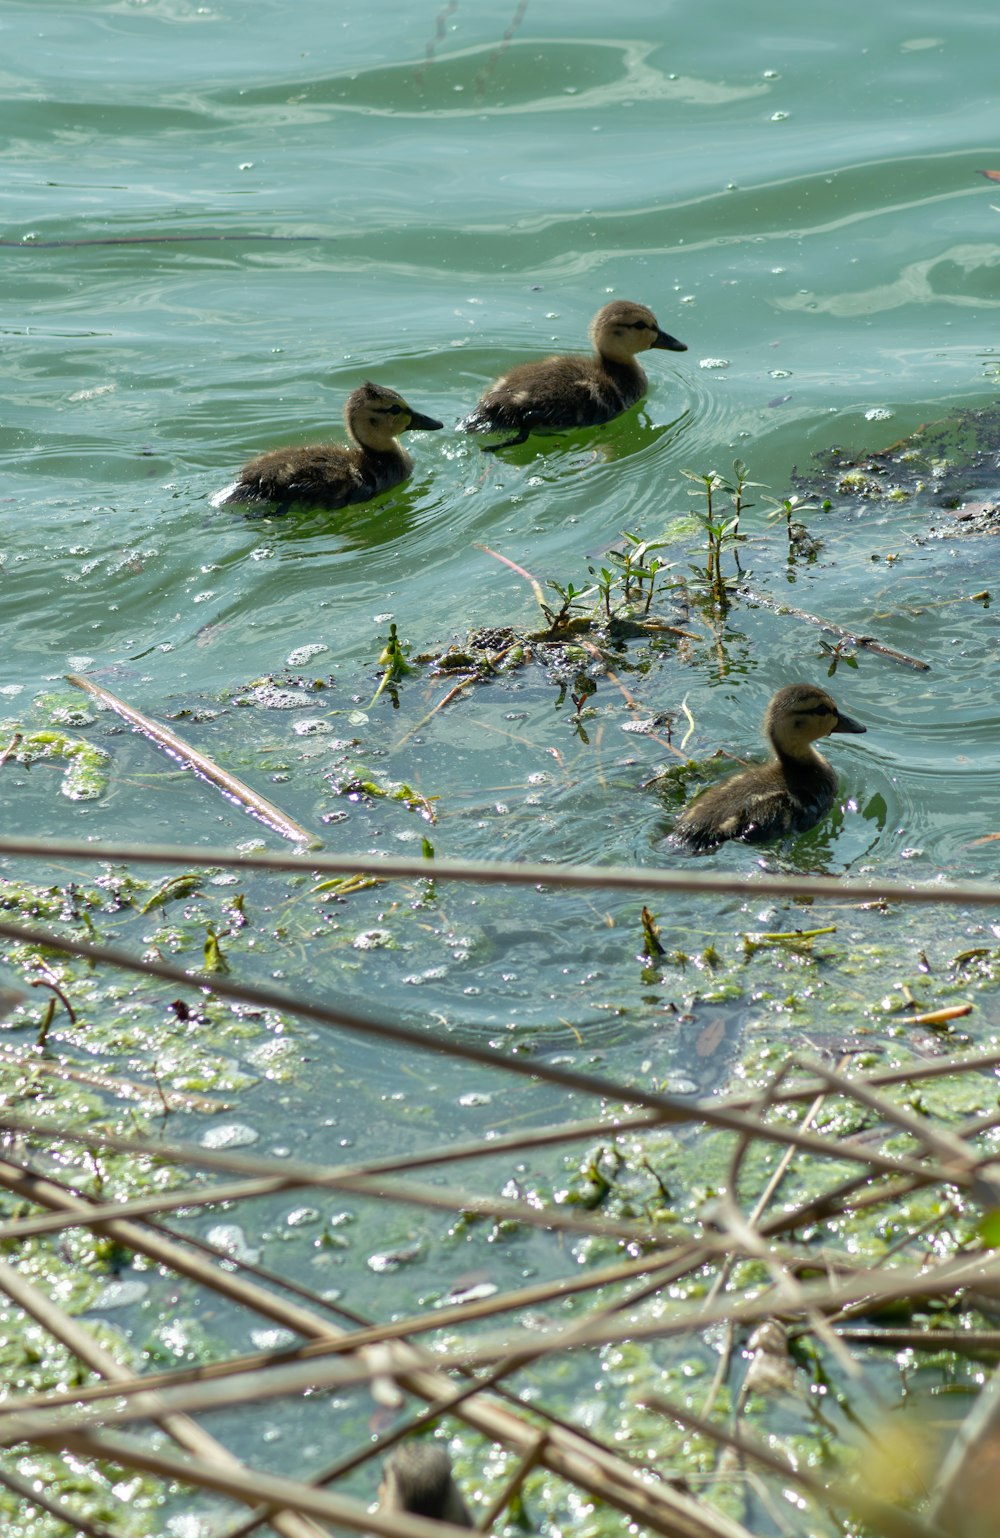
[
  {"xmin": 591, "ymin": 531, "xmax": 673, "ymax": 618},
  {"xmin": 680, "ymin": 459, "xmax": 758, "ymax": 608},
  {"xmin": 369, "ymin": 621, "xmax": 417, "ymax": 709}
]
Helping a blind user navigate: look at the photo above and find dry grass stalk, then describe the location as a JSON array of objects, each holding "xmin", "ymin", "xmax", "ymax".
[
  {"xmin": 3, "ymin": 1237, "xmax": 993, "ymax": 1434},
  {"xmin": 46, "ymin": 1428, "xmax": 487, "ymax": 1538},
  {"xmin": 3, "ymin": 830, "xmax": 1000, "ymax": 911},
  {"xmin": 642, "ymin": 1395, "xmax": 946, "ymax": 1538},
  {"xmin": 0, "ymin": 1143, "xmax": 751, "ymax": 1537},
  {"xmin": 0, "ymin": 916, "xmax": 963, "ymax": 1184},
  {"xmin": 0, "ymin": 1128, "xmax": 679, "ymax": 1250},
  {"xmin": 0, "ymin": 1256, "xmax": 329, "ymax": 1538},
  {"xmin": 0, "ymin": 1106, "xmax": 667, "ymax": 1242},
  {"xmin": 0, "ymin": 1131, "xmax": 984, "ymax": 1538},
  {"xmin": 5, "ymin": 875, "xmax": 1000, "ymax": 1535}
]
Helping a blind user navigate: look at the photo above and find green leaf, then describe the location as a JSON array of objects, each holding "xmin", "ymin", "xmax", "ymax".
[
  {"xmin": 979, "ymin": 1209, "xmax": 1000, "ymax": 1247},
  {"xmin": 140, "ymin": 874, "xmax": 205, "ymax": 914},
  {"xmin": 203, "ymin": 927, "xmax": 229, "ymax": 974}
]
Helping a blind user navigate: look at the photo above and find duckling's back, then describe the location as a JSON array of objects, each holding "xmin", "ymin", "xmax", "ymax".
[
  {"xmin": 380, "ymin": 1444, "xmax": 472, "ymax": 1526},
  {"xmin": 464, "ymin": 353, "xmax": 648, "ymax": 437},
  {"xmin": 673, "ymin": 756, "xmax": 839, "ymax": 852},
  {"xmin": 222, "ymin": 442, "xmax": 404, "ymax": 511}
]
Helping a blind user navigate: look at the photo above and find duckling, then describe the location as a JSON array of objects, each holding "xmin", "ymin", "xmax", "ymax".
[
  {"xmin": 460, "ymin": 300, "xmax": 687, "ymax": 450},
  {"xmin": 216, "ymin": 381, "xmax": 443, "ymax": 512},
  {"xmin": 378, "ymin": 1444, "xmax": 472, "ymax": 1527},
  {"xmin": 672, "ymin": 684, "xmax": 866, "ymax": 853}
]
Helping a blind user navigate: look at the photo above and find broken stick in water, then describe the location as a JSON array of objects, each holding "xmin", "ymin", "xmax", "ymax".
[
  {"xmin": 739, "ymin": 587, "xmax": 931, "ymax": 671},
  {"xmin": 66, "ymin": 673, "xmax": 316, "ymax": 847}
]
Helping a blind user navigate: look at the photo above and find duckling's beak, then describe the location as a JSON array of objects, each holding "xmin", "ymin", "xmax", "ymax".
[
  {"xmin": 407, "ymin": 410, "xmax": 444, "ymax": 432},
  {"xmin": 652, "ymin": 329, "xmax": 688, "ymax": 352},
  {"xmin": 831, "ymin": 709, "xmax": 866, "ymax": 735}
]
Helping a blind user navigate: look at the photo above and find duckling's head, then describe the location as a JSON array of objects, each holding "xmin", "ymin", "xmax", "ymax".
[
  {"xmin": 589, "ymin": 300, "xmax": 687, "ymax": 363},
  {"xmin": 765, "ymin": 683, "xmax": 867, "ymax": 759},
  {"xmin": 379, "ymin": 1444, "xmax": 471, "ymax": 1526},
  {"xmin": 344, "ymin": 382, "xmax": 443, "ymax": 451}
]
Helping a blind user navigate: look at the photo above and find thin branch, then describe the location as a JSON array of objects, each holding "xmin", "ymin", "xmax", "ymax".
[
  {"xmin": 0, "ymin": 1257, "xmax": 329, "ymax": 1538},
  {"xmin": 0, "ymin": 918, "xmax": 971, "ymax": 1184},
  {"xmin": 4, "ymin": 832, "xmax": 1000, "ymax": 909},
  {"xmin": 739, "ymin": 587, "xmax": 931, "ymax": 670},
  {"xmin": 66, "ymin": 673, "xmax": 315, "ymax": 845},
  {"xmin": 643, "ymin": 1394, "xmax": 947, "ymax": 1538},
  {"xmin": 475, "ymin": 543, "xmax": 548, "ymax": 612}
]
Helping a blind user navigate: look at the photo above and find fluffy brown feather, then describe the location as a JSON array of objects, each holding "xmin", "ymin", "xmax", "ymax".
[
  {"xmin": 672, "ymin": 684, "xmax": 866, "ymax": 853},
  {"xmin": 461, "ymin": 300, "xmax": 686, "ymax": 449},
  {"xmin": 219, "ymin": 381, "xmax": 442, "ymax": 512}
]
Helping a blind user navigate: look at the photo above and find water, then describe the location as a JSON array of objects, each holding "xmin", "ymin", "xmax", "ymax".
[{"xmin": 3, "ymin": 0, "xmax": 1000, "ymax": 1521}]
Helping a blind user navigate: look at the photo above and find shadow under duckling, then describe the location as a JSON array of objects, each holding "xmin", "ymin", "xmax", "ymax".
[
  {"xmin": 215, "ymin": 381, "xmax": 443, "ymax": 514},
  {"xmin": 377, "ymin": 1444, "xmax": 472, "ymax": 1527},
  {"xmin": 460, "ymin": 299, "xmax": 687, "ymax": 451},
  {"xmin": 671, "ymin": 683, "xmax": 867, "ymax": 853}
]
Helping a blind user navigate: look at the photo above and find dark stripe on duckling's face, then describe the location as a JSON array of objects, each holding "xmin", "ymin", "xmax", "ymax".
[
  {"xmin": 615, "ymin": 318, "xmax": 687, "ymax": 353},
  {"xmin": 767, "ymin": 686, "xmax": 865, "ymax": 747},
  {"xmin": 370, "ymin": 401, "xmax": 443, "ymax": 433},
  {"xmin": 790, "ymin": 700, "xmax": 866, "ymax": 736}
]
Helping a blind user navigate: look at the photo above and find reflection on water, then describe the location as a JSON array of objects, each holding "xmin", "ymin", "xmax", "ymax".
[
  {"xmin": 778, "ymin": 241, "xmax": 1000, "ymax": 318},
  {"xmin": 213, "ymin": 478, "xmax": 431, "ymax": 549},
  {"xmin": 229, "ymin": 37, "xmax": 773, "ymax": 120}
]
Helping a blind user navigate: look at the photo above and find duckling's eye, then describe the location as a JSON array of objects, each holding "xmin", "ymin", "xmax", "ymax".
[{"xmin": 387, "ymin": 404, "xmax": 404, "ymax": 416}]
